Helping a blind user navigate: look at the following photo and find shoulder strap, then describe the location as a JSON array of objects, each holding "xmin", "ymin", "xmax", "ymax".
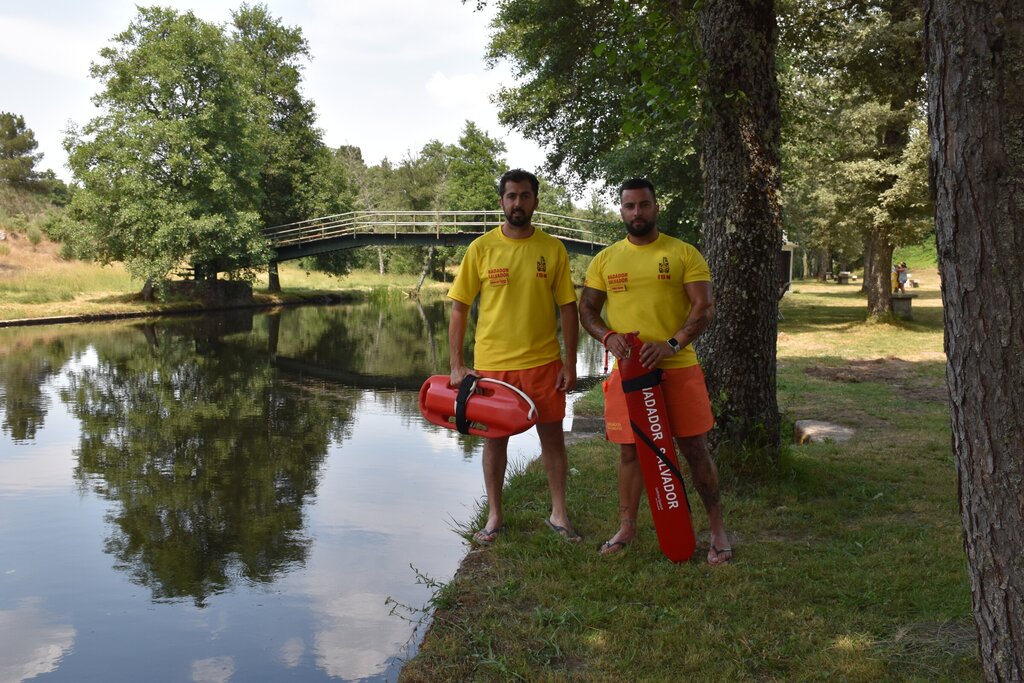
[{"xmin": 621, "ymin": 369, "xmax": 663, "ymax": 394}]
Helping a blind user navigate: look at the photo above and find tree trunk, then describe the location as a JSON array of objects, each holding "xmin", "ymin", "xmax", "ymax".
[
  {"xmin": 378, "ymin": 247, "xmax": 386, "ymax": 275},
  {"xmin": 817, "ymin": 248, "xmax": 829, "ymax": 281},
  {"xmin": 414, "ymin": 246, "xmax": 435, "ymax": 296},
  {"xmin": 924, "ymin": 2, "xmax": 1024, "ymax": 679},
  {"xmin": 695, "ymin": 0, "xmax": 783, "ymax": 466},
  {"xmin": 861, "ymin": 236, "xmax": 873, "ymax": 294},
  {"xmin": 865, "ymin": 233, "xmax": 894, "ymax": 315},
  {"xmin": 268, "ymin": 262, "xmax": 280, "ymax": 293}
]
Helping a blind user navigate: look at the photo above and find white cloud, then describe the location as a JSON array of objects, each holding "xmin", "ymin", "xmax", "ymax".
[
  {"xmin": 190, "ymin": 656, "xmax": 235, "ymax": 683},
  {"xmin": 0, "ymin": 1, "xmax": 550, "ymax": 187},
  {"xmin": 0, "ymin": 15, "xmax": 100, "ymax": 80},
  {"xmin": 0, "ymin": 598, "xmax": 76, "ymax": 682}
]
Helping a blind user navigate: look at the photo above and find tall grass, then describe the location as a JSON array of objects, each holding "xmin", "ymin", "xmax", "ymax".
[{"xmin": 0, "ymin": 260, "xmax": 137, "ymax": 307}]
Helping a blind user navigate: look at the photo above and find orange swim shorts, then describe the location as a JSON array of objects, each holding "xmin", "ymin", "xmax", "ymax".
[
  {"xmin": 476, "ymin": 359, "xmax": 566, "ymax": 424},
  {"xmin": 603, "ymin": 364, "xmax": 715, "ymax": 444}
]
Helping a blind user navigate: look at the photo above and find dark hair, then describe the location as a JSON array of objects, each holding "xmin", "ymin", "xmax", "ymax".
[
  {"xmin": 498, "ymin": 169, "xmax": 539, "ymax": 197},
  {"xmin": 618, "ymin": 178, "xmax": 657, "ymax": 201}
]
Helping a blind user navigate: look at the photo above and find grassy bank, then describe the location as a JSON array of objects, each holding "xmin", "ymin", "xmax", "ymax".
[
  {"xmin": 0, "ymin": 229, "xmax": 447, "ymax": 322},
  {"xmin": 400, "ymin": 275, "xmax": 978, "ymax": 681}
]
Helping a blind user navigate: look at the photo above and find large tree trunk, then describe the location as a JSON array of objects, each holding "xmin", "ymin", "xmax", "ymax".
[
  {"xmin": 694, "ymin": 0, "xmax": 783, "ymax": 465},
  {"xmin": 865, "ymin": 233, "xmax": 894, "ymax": 315},
  {"xmin": 861, "ymin": 236, "xmax": 873, "ymax": 294},
  {"xmin": 817, "ymin": 248, "xmax": 829, "ymax": 281},
  {"xmin": 924, "ymin": 2, "xmax": 1024, "ymax": 679},
  {"xmin": 268, "ymin": 262, "xmax": 280, "ymax": 293}
]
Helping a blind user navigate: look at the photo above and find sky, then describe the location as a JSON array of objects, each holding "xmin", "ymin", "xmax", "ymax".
[{"xmin": 0, "ymin": 0, "xmax": 549, "ymax": 184}]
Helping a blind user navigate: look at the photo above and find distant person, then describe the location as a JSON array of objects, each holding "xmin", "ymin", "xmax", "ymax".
[
  {"xmin": 896, "ymin": 261, "xmax": 909, "ymax": 294},
  {"xmin": 579, "ymin": 178, "xmax": 731, "ymax": 565},
  {"xmin": 448, "ymin": 168, "xmax": 581, "ymax": 546}
]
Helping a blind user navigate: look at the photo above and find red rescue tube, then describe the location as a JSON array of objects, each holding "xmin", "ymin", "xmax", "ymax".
[
  {"xmin": 619, "ymin": 332, "xmax": 697, "ymax": 562},
  {"xmin": 419, "ymin": 375, "xmax": 538, "ymax": 438}
]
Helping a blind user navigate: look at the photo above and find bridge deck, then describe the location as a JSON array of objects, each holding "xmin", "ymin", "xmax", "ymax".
[{"xmin": 262, "ymin": 210, "xmax": 609, "ymax": 261}]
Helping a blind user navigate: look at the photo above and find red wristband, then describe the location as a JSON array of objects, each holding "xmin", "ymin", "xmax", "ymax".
[{"xmin": 601, "ymin": 330, "xmax": 616, "ymax": 348}]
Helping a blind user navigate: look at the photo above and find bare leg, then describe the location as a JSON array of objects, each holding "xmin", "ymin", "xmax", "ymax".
[
  {"xmin": 536, "ymin": 421, "xmax": 576, "ymax": 535},
  {"xmin": 676, "ymin": 433, "xmax": 732, "ymax": 564},
  {"xmin": 480, "ymin": 435, "xmax": 509, "ymax": 536},
  {"xmin": 599, "ymin": 443, "xmax": 644, "ymax": 554}
]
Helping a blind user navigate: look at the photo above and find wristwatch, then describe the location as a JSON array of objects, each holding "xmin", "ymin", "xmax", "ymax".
[{"xmin": 666, "ymin": 337, "xmax": 681, "ymax": 354}]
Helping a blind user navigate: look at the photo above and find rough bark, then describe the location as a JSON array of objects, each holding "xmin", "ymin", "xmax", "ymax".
[
  {"xmin": 866, "ymin": 237, "xmax": 894, "ymax": 313},
  {"xmin": 861, "ymin": 237, "xmax": 873, "ymax": 294},
  {"xmin": 268, "ymin": 262, "xmax": 280, "ymax": 293},
  {"xmin": 695, "ymin": 0, "xmax": 783, "ymax": 464},
  {"xmin": 924, "ymin": 2, "xmax": 1024, "ymax": 680}
]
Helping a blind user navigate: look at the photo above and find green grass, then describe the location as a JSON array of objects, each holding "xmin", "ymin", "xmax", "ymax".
[
  {"xmin": 894, "ymin": 236, "xmax": 939, "ymax": 273},
  {"xmin": 400, "ymin": 279, "xmax": 979, "ymax": 682},
  {"xmin": 0, "ymin": 261, "xmax": 137, "ymax": 306}
]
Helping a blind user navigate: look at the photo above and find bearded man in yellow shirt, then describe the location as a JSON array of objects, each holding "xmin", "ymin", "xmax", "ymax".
[
  {"xmin": 580, "ymin": 178, "xmax": 732, "ymax": 565},
  {"xmin": 448, "ymin": 169, "xmax": 581, "ymax": 546}
]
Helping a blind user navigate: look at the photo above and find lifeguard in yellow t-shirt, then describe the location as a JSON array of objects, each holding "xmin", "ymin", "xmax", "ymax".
[
  {"xmin": 448, "ymin": 169, "xmax": 581, "ymax": 546},
  {"xmin": 580, "ymin": 178, "xmax": 732, "ymax": 565}
]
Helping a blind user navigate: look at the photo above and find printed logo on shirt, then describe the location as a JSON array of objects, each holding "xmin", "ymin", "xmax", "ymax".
[
  {"xmin": 536, "ymin": 256, "xmax": 547, "ymax": 278},
  {"xmin": 658, "ymin": 257, "xmax": 671, "ymax": 280},
  {"xmin": 488, "ymin": 267, "xmax": 510, "ymax": 286},
  {"xmin": 608, "ymin": 272, "xmax": 628, "ymax": 293}
]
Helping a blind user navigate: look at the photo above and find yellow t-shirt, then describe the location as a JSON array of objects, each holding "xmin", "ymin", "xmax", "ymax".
[
  {"xmin": 584, "ymin": 233, "xmax": 710, "ymax": 369},
  {"xmin": 449, "ymin": 227, "xmax": 577, "ymax": 370}
]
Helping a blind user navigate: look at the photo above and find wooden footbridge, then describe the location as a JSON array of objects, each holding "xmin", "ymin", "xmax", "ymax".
[{"xmin": 262, "ymin": 209, "xmax": 608, "ymax": 262}]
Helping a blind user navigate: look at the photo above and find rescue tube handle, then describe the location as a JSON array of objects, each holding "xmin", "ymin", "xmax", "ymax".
[
  {"xmin": 477, "ymin": 378, "xmax": 538, "ymax": 422},
  {"xmin": 452, "ymin": 376, "xmax": 539, "ymax": 430}
]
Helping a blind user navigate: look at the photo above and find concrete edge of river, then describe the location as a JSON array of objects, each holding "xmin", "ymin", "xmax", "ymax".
[{"xmin": 0, "ymin": 292, "xmax": 360, "ymax": 329}]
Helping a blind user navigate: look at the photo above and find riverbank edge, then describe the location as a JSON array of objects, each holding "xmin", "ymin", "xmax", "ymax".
[{"xmin": 0, "ymin": 290, "xmax": 373, "ymax": 328}]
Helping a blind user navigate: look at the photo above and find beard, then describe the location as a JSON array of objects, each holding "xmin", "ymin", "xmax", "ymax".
[
  {"xmin": 504, "ymin": 206, "xmax": 533, "ymax": 227},
  {"xmin": 625, "ymin": 217, "xmax": 656, "ymax": 238}
]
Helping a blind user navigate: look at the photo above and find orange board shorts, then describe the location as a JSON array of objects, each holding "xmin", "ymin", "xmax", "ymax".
[
  {"xmin": 476, "ymin": 359, "xmax": 566, "ymax": 424},
  {"xmin": 603, "ymin": 364, "xmax": 715, "ymax": 444}
]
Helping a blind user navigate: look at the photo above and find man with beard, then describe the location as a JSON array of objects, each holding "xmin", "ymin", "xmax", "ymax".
[
  {"xmin": 579, "ymin": 178, "xmax": 731, "ymax": 565},
  {"xmin": 448, "ymin": 168, "xmax": 581, "ymax": 546}
]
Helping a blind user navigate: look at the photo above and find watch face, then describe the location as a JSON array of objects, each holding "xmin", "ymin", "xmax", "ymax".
[{"xmin": 668, "ymin": 338, "xmax": 680, "ymax": 350}]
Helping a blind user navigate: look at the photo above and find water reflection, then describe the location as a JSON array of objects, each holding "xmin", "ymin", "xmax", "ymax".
[
  {"xmin": 0, "ymin": 295, "xmax": 603, "ymax": 681},
  {"xmin": 65, "ymin": 315, "xmax": 359, "ymax": 604},
  {"xmin": 0, "ymin": 599, "xmax": 75, "ymax": 681}
]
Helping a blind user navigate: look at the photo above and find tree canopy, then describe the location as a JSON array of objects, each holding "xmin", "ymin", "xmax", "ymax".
[
  {"xmin": 60, "ymin": 4, "xmax": 343, "ymax": 286},
  {"xmin": 0, "ymin": 112, "xmax": 44, "ymax": 187},
  {"xmin": 779, "ymin": 0, "xmax": 931, "ymax": 300}
]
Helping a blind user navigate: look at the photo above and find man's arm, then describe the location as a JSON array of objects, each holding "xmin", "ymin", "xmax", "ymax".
[
  {"xmin": 448, "ymin": 300, "xmax": 475, "ymax": 384},
  {"xmin": 638, "ymin": 280, "xmax": 716, "ymax": 368},
  {"xmin": 580, "ymin": 285, "xmax": 635, "ymax": 361},
  {"xmin": 556, "ymin": 301, "xmax": 578, "ymax": 391}
]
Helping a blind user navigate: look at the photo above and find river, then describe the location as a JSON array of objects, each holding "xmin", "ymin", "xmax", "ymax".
[{"xmin": 0, "ymin": 294, "xmax": 604, "ymax": 683}]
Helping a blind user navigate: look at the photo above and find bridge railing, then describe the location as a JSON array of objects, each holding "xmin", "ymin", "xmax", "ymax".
[{"xmin": 263, "ymin": 210, "xmax": 601, "ymax": 249}]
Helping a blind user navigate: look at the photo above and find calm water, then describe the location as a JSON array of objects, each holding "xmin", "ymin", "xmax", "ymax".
[{"xmin": 0, "ymin": 296, "xmax": 603, "ymax": 683}]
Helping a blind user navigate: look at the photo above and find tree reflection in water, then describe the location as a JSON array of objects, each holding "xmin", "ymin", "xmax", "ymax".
[{"xmin": 63, "ymin": 313, "xmax": 358, "ymax": 606}]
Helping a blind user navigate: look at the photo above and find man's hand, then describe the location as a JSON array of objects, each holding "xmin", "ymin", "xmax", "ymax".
[
  {"xmin": 638, "ymin": 340, "xmax": 676, "ymax": 369},
  {"xmin": 556, "ymin": 362, "xmax": 577, "ymax": 392},
  {"xmin": 603, "ymin": 330, "xmax": 639, "ymax": 361},
  {"xmin": 450, "ymin": 366, "xmax": 477, "ymax": 386}
]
